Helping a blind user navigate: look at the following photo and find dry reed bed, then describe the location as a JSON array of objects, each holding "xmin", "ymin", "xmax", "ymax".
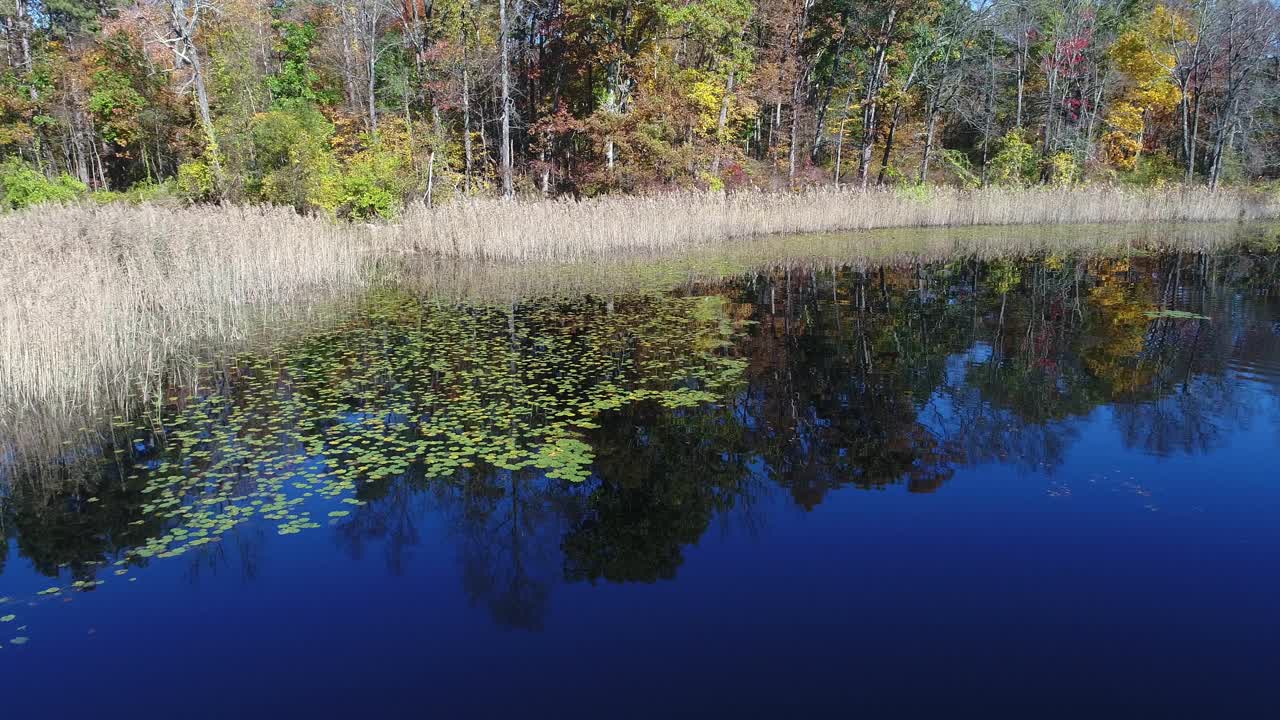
[
  {"xmin": 398, "ymin": 187, "xmax": 1280, "ymax": 262},
  {"xmin": 0, "ymin": 204, "xmax": 368, "ymax": 429}
]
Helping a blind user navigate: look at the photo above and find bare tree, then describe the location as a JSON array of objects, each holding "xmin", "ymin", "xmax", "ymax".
[
  {"xmin": 854, "ymin": 1, "xmax": 907, "ymax": 189},
  {"xmin": 127, "ymin": 0, "xmax": 223, "ymax": 189},
  {"xmin": 917, "ymin": 1, "xmax": 993, "ymax": 182},
  {"xmin": 1203, "ymin": 0, "xmax": 1279, "ymax": 188},
  {"xmin": 1168, "ymin": 0, "xmax": 1214, "ymax": 182},
  {"xmin": 335, "ymin": 0, "xmax": 397, "ymax": 131},
  {"xmin": 498, "ymin": 0, "xmax": 515, "ymax": 197}
]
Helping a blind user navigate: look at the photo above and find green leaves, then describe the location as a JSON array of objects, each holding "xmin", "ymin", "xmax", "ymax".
[
  {"xmin": 1144, "ymin": 309, "xmax": 1210, "ymax": 320},
  {"xmin": 267, "ymin": 22, "xmax": 332, "ymax": 107},
  {"xmin": 0, "ymin": 159, "xmax": 86, "ymax": 210}
]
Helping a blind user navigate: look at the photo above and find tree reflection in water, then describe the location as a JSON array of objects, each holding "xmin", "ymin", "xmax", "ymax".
[{"xmin": 3, "ymin": 246, "xmax": 1280, "ymax": 630}]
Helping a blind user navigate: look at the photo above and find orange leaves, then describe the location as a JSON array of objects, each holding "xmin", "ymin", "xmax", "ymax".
[{"xmin": 1102, "ymin": 130, "xmax": 1141, "ymax": 171}]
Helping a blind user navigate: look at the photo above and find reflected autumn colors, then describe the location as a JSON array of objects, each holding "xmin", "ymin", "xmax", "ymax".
[{"xmin": 3, "ymin": 241, "xmax": 1280, "ymax": 635}]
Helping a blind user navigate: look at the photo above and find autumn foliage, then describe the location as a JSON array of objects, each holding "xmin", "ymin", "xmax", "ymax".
[{"xmin": 0, "ymin": 0, "xmax": 1277, "ymax": 213}]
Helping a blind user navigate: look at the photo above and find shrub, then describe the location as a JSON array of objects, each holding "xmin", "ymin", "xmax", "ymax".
[
  {"xmin": 0, "ymin": 159, "xmax": 87, "ymax": 210},
  {"xmin": 1216, "ymin": 149, "xmax": 1246, "ymax": 187},
  {"xmin": 126, "ymin": 179, "xmax": 181, "ymax": 204},
  {"xmin": 250, "ymin": 105, "xmax": 339, "ymax": 212},
  {"xmin": 938, "ymin": 149, "xmax": 980, "ymax": 189},
  {"xmin": 177, "ymin": 159, "xmax": 216, "ymax": 200},
  {"xmin": 90, "ymin": 179, "xmax": 181, "ymax": 206},
  {"xmin": 1045, "ymin": 152, "xmax": 1079, "ymax": 186},
  {"xmin": 317, "ymin": 119, "xmax": 425, "ymax": 219},
  {"xmin": 699, "ymin": 171, "xmax": 725, "ymax": 192},
  {"xmin": 895, "ymin": 182, "xmax": 932, "ymax": 203},
  {"xmin": 720, "ymin": 162, "xmax": 752, "ymax": 191},
  {"xmin": 987, "ymin": 132, "xmax": 1039, "ymax": 187},
  {"xmin": 1121, "ymin": 152, "xmax": 1183, "ymax": 188},
  {"xmin": 324, "ymin": 140, "xmax": 409, "ymax": 219}
]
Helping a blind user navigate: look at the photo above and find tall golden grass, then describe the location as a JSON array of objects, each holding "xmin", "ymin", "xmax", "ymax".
[
  {"xmin": 398, "ymin": 186, "xmax": 1280, "ymax": 261},
  {"xmin": 0, "ymin": 204, "xmax": 368, "ymax": 426}
]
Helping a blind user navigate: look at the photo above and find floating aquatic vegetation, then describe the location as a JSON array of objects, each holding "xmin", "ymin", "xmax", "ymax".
[
  {"xmin": 1144, "ymin": 309, "xmax": 1211, "ymax": 320},
  {"xmin": 17, "ymin": 288, "xmax": 749, "ymax": 594}
]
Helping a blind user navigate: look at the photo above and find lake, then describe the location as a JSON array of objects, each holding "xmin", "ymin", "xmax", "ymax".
[{"xmin": 2, "ymin": 224, "xmax": 1279, "ymax": 717}]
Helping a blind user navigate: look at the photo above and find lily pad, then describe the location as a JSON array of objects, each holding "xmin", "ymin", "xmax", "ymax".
[{"xmin": 1144, "ymin": 309, "xmax": 1210, "ymax": 320}]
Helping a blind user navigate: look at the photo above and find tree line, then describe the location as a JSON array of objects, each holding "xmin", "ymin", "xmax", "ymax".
[{"xmin": 1, "ymin": 0, "xmax": 1277, "ymax": 216}]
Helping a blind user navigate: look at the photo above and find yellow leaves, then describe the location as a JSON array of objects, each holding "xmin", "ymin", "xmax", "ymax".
[
  {"xmin": 0, "ymin": 122, "xmax": 35, "ymax": 148},
  {"xmin": 1111, "ymin": 31, "xmax": 1160, "ymax": 79},
  {"xmin": 680, "ymin": 69, "xmax": 724, "ymax": 135},
  {"xmin": 1135, "ymin": 82, "xmax": 1181, "ymax": 114},
  {"xmin": 675, "ymin": 66, "xmax": 754, "ymax": 140},
  {"xmin": 1104, "ymin": 6, "xmax": 1188, "ymax": 170},
  {"xmin": 1109, "ymin": 30, "xmax": 1181, "ymax": 112},
  {"xmin": 1045, "ymin": 152, "xmax": 1078, "ymax": 186},
  {"xmin": 1103, "ymin": 131, "xmax": 1141, "ymax": 171},
  {"xmin": 1106, "ymin": 102, "xmax": 1145, "ymax": 135},
  {"xmin": 1150, "ymin": 5, "xmax": 1195, "ymax": 45},
  {"xmin": 1083, "ymin": 282, "xmax": 1159, "ymax": 394}
]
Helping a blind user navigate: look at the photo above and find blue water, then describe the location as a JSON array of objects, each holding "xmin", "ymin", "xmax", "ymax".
[{"xmin": 3, "ymin": 251, "xmax": 1279, "ymax": 717}]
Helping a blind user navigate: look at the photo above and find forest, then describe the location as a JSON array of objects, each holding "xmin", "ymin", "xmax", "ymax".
[{"xmin": 0, "ymin": 0, "xmax": 1277, "ymax": 217}]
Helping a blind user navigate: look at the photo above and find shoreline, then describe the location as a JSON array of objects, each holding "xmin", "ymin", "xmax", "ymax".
[
  {"xmin": 393, "ymin": 186, "xmax": 1280, "ymax": 261},
  {"xmin": 2, "ymin": 188, "xmax": 1278, "ymax": 475}
]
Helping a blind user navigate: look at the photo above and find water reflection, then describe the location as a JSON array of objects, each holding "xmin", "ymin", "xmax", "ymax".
[{"xmin": 3, "ymin": 243, "xmax": 1280, "ymax": 633}]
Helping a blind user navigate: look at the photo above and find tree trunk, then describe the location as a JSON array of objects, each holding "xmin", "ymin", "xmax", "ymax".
[
  {"xmin": 712, "ymin": 68, "xmax": 736, "ymax": 175},
  {"xmin": 919, "ymin": 101, "xmax": 938, "ymax": 183},
  {"xmin": 876, "ymin": 101, "xmax": 902, "ymax": 186},
  {"xmin": 463, "ymin": 64, "xmax": 473, "ymax": 192},
  {"xmin": 341, "ymin": 18, "xmax": 359, "ymax": 114},
  {"xmin": 770, "ymin": 101, "xmax": 781, "ymax": 168},
  {"xmin": 498, "ymin": 0, "xmax": 514, "ymax": 198},
  {"xmin": 188, "ymin": 50, "xmax": 222, "ymax": 190},
  {"xmin": 1015, "ymin": 14, "xmax": 1028, "ymax": 129},
  {"xmin": 857, "ymin": 8, "xmax": 897, "ymax": 189},
  {"xmin": 1179, "ymin": 82, "xmax": 1192, "ymax": 181},
  {"xmin": 785, "ymin": 0, "xmax": 814, "ymax": 186},
  {"xmin": 367, "ymin": 50, "xmax": 378, "ymax": 131},
  {"xmin": 788, "ymin": 76, "xmax": 803, "ymax": 186},
  {"xmin": 17, "ymin": 3, "xmax": 35, "ymax": 100},
  {"xmin": 1209, "ymin": 104, "xmax": 1240, "ymax": 190},
  {"xmin": 1189, "ymin": 85, "xmax": 1202, "ymax": 180},
  {"xmin": 833, "ymin": 93, "xmax": 851, "ymax": 186},
  {"xmin": 169, "ymin": 0, "xmax": 222, "ymax": 191}
]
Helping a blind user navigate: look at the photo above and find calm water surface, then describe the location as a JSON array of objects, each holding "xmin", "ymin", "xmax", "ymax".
[{"xmin": 3, "ymin": 233, "xmax": 1280, "ymax": 717}]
